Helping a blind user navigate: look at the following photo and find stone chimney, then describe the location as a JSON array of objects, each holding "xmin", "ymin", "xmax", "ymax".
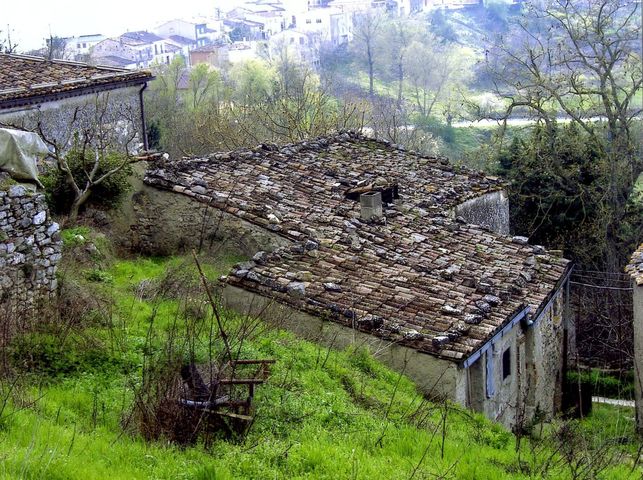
[{"xmin": 360, "ymin": 191, "xmax": 382, "ymax": 221}]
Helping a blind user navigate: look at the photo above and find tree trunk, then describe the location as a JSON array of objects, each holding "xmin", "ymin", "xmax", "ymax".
[{"xmin": 69, "ymin": 189, "xmax": 92, "ymax": 223}]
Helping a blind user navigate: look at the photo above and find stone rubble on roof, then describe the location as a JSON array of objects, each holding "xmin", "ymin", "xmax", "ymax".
[{"xmin": 145, "ymin": 131, "xmax": 569, "ymax": 363}]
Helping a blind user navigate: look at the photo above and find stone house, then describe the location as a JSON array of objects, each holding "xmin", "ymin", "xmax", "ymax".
[
  {"xmin": 626, "ymin": 244, "xmax": 643, "ymax": 435},
  {"xmin": 92, "ymin": 32, "xmax": 174, "ymax": 69},
  {"xmin": 133, "ymin": 132, "xmax": 572, "ymax": 429},
  {"xmin": 0, "ymin": 54, "xmax": 153, "ymax": 150},
  {"xmin": 189, "ymin": 44, "xmax": 230, "ymax": 69},
  {"xmin": 155, "ymin": 18, "xmax": 223, "ymax": 48}
]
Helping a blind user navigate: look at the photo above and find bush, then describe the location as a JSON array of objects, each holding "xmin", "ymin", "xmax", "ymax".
[
  {"xmin": 41, "ymin": 149, "xmax": 132, "ymax": 215},
  {"xmin": 8, "ymin": 332, "xmax": 128, "ymax": 378},
  {"xmin": 567, "ymin": 369, "xmax": 635, "ymax": 399}
]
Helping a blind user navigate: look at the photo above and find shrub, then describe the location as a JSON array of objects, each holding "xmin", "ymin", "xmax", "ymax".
[
  {"xmin": 567, "ymin": 369, "xmax": 635, "ymax": 399},
  {"xmin": 8, "ymin": 332, "xmax": 128, "ymax": 377},
  {"xmin": 41, "ymin": 148, "xmax": 132, "ymax": 215}
]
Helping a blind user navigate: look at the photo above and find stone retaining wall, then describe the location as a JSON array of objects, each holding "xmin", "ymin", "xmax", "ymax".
[{"xmin": 0, "ymin": 182, "xmax": 62, "ymax": 317}]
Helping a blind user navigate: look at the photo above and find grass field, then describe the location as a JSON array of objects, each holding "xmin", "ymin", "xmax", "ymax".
[{"xmin": 0, "ymin": 230, "xmax": 640, "ymax": 479}]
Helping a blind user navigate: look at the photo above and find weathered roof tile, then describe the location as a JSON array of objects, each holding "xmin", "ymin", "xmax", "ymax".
[{"xmin": 145, "ymin": 132, "xmax": 569, "ymax": 363}]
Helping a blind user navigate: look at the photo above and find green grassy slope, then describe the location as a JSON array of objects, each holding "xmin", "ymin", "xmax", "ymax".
[{"xmin": 0, "ymin": 235, "xmax": 639, "ymax": 479}]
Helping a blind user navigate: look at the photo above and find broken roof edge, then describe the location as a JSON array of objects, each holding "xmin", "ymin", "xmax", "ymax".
[
  {"xmin": 223, "ymin": 274, "xmax": 470, "ymax": 363},
  {"xmin": 223, "ymin": 244, "xmax": 570, "ymax": 366},
  {"xmin": 146, "ymin": 129, "xmax": 509, "ymax": 189}
]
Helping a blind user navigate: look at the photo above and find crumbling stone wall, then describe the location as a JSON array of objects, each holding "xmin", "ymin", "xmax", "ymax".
[
  {"xmin": 626, "ymin": 245, "xmax": 643, "ymax": 434},
  {"xmin": 121, "ymin": 178, "xmax": 290, "ymax": 257},
  {"xmin": 0, "ymin": 182, "xmax": 62, "ymax": 316}
]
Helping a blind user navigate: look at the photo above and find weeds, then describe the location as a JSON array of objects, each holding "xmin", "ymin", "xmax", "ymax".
[{"xmin": 0, "ymin": 237, "xmax": 640, "ymax": 479}]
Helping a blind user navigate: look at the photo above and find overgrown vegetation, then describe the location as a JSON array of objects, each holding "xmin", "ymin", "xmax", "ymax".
[
  {"xmin": 0, "ymin": 228, "xmax": 640, "ymax": 479},
  {"xmin": 40, "ymin": 148, "xmax": 133, "ymax": 216},
  {"xmin": 495, "ymin": 122, "xmax": 643, "ymax": 269},
  {"xmin": 568, "ymin": 369, "xmax": 636, "ymax": 400}
]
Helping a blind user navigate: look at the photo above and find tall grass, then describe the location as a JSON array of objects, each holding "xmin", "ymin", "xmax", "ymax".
[{"xmin": 0, "ymin": 248, "xmax": 639, "ymax": 479}]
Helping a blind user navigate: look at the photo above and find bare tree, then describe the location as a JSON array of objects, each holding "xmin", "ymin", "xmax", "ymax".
[
  {"xmin": 353, "ymin": 9, "xmax": 385, "ymax": 97},
  {"xmin": 0, "ymin": 26, "xmax": 19, "ymax": 54},
  {"xmin": 2, "ymin": 90, "xmax": 152, "ymax": 221}
]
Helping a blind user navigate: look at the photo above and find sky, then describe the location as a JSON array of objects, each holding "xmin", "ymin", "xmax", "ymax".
[{"xmin": 2, "ymin": 0, "xmax": 229, "ymax": 51}]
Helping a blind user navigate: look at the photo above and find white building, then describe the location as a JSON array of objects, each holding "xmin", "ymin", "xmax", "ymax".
[
  {"xmin": 294, "ymin": 7, "xmax": 352, "ymax": 46},
  {"xmin": 268, "ymin": 30, "xmax": 321, "ymax": 67},
  {"xmin": 92, "ymin": 32, "xmax": 176, "ymax": 69},
  {"xmin": 62, "ymin": 34, "xmax": 106, "ymax": 60},
  {"xmin": 155, "ymin": 18, "xmax": 223, "ymax": 48}
]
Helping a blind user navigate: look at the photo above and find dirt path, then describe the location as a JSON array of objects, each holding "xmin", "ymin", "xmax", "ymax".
[{"xmin": 592, "ymin": 396, "xmax": 635, "ymax": 408}]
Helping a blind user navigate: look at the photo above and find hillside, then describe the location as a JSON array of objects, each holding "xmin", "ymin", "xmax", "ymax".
[{"xmin": 0, "ymin": 228, "xmax": 639, "ymax": 479}]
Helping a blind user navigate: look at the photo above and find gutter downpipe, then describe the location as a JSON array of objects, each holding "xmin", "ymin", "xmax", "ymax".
[{"xmin": 139, "ymin": 82, "xmax": 149, "ymax": 151}]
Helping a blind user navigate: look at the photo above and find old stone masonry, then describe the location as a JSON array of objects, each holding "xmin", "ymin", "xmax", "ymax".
[{"xmin": 0, "ymin": 179, "xmax": 62, "ymax": 316}]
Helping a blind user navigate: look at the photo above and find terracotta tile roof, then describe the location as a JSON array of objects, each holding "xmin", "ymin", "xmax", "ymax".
[
  {"xmin": 145, "ymin": 132, "xmax": 570, "ymax": 363},
  {"xmin": 0, "ymin": 54, "xmax": 152, "ymax": 108},
  {"xmin": 626, "ymin": 244, "xmax": 643, "ymax": 286}
]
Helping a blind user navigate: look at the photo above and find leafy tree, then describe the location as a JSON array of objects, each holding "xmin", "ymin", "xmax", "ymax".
[
  {"xmin": 229, "ymin": 59, "xmax": 275, "ymax": 106},
  {"xmin": 428, "ymin": 9, "xmax": 458, "ymax": 43},
  {"xmin": 24, "ymin": 92, "xmax": 147, "ymax": 221},
  {"xmin": 42, "ymin": 147, "xmax": 132, "ymax": 215},
  {"xmin": 188, "ymin": 64, "xmax": 223, "ymax": 111},
  {"xmin": 404, "ymin": 38, "xmax": 465, "ymax": 119},
  {"xmin": 377, "ymin": 17, "xmax": 421, "ymax": 106},
  {"xmin": 498, "ymin": 123, "xmax": 642, "ymax": 269},
  {"xmin": 485, "ymin": 0, "xmax": 642, "ymax": 269}
]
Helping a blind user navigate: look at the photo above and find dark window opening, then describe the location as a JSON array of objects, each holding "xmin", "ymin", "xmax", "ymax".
[
  {"xmin": 345, "ymin": 184, "xmax": 399, "ymax": 204},
  {"xmin": 502, "ymin": 347, "xmax": 511, "ymax": 380}
]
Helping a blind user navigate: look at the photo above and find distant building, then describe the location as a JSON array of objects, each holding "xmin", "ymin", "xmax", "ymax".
[
  {"xmin": 92, "ymin": 31, "xmax": 175, "ymax": 69},
  {"xmin": 294, "ymin": 7, "xmax": 352, "ymax": 46},
  {"xmin": 228, "ymin": 42, "xmax": 263, "ymax": 64},
  {"xmin": 189, "ymin": 44, "xmax": 230, "ymax": 69},
  {"xmin": 269, "ymin": 30, "xmax": 321, "ymax": 67},
  {"xmin": 155, "ymin": 18, "xmax": 223, "ymax": 48},
  {"xmin": 63, "ymin": 34, "xmax": 106, "ymax": 61},
  {"xmin": 164, "ymin": 35, "xmax": 198, "ymax": 66}
]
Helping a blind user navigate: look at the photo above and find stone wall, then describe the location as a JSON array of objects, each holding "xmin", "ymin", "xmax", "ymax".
[
  {"xmin": 626, "ymin": 244, "xmax": 643, "ymax": 435},
  {"xmin": 0, "ymin": 182, "xmax": 62, "ymax": 317},
  {"xmin": 0, "ymin": 87, "xmax": 143, "ymax": 153},
  {"xmin": 120, "ymin": 172, "xmax": 290, "ymax": 257},
  {"xmin": 454, "ymin": 190, "xmax": 510, "ymax": 235}
]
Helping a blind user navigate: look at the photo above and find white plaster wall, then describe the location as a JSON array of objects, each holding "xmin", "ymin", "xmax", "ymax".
[
  {"xmin": 0, "ymin": 86, "xmax": 143, "ymax": 154},
  {"xmin": 454, "ymin": 190, "xmax": 510, "ymax": 235},
  {"xmin": 221, "ymin": 285, "xmax": 460, "ymax": 401}
]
